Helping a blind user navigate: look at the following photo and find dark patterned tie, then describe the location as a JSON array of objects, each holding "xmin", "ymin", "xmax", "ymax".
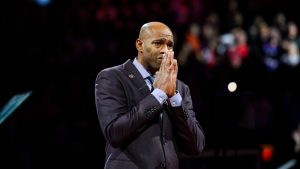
[{"xmin": 147, "ymin": 75, "xmax": 155, "ymax": 91}]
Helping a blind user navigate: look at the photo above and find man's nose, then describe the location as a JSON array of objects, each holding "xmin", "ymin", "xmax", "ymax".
[{"xmin": 161, "ymin": 44, "xmax": 169, "ymax": 53}]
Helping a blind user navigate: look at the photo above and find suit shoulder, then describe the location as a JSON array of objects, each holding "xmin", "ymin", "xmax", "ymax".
[
  {"xmin": 96, "ymin": 59, "xmax": 133, "ymax": 79},
  {"xmin": 96, "ymin": 64, "xmax": 124, "ymax": 79},
  {"xmin": 177, "ymin": 79, "xmax": 188, "ymax": 87}
]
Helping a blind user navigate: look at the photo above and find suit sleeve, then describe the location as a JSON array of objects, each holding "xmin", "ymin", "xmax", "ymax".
[
  {"xmin": 167, "ymin": 83, "xmax": 205, "ymax": 155},
  {"xmin": 95, "ymin": 69, "xmax": 163, "ymax": 148}
]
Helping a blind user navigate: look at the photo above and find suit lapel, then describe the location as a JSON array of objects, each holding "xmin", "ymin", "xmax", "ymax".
[{"xmin": 122, "ymin": 59, "xmax": 151, "ymax": 97}]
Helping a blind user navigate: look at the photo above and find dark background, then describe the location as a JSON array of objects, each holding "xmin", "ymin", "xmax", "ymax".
[{"xmin": 1, "ymin": 0, "xmax": 300, "ymax": 168}]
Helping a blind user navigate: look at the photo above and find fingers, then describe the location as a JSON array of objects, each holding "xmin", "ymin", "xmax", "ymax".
[
  {"xmin": 167, "ymin": 51, "xmax": 173, "ymax": 65},
  {"xmin": 170, "ymin": 57, "xmax": 177, "ymax": 68},
  {"xmin": 160, "ymin": 51, "xmax": 172, "ymax": 72},
  {"xmin": 159, "ymin": 51, "xmax": 177, "ymax": 75},
  {"xmin": 155, "ymin": 51, "xmax": 178, "ymax": 96},
  {"xmin": 171, "ymin": 59, "xmax": 178, "ymax": 82},
  {"xmin": 162, "ymin": 51, "xmax": 173, "ymax": 72},
  {"xmin": 159, "ymin": 55, "xmax": 167, "ymax": 73}
]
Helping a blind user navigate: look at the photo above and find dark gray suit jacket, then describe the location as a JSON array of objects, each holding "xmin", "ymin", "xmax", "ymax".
[{"xmin": 95, "ymin": 59, "xmax": 205, "ymax": 169}]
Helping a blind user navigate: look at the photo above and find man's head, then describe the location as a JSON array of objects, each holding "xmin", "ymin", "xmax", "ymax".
[{"xmin": 136, "ymin": 22, "xmax": 174, "ymax": 74}]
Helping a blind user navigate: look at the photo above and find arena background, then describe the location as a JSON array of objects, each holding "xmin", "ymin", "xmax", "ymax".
[{"xmin": 1, "ymin": 0, "xmax": 300, "ymax": 168}]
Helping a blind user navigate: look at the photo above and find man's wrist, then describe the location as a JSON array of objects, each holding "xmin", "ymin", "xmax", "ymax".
[
  {"xmin": 168, "ymin": 90, "xmax": 182, "ymax": 107},
  {"xmin": 151, "ymin": 88, "xmax": 168, "ymax": 104}
]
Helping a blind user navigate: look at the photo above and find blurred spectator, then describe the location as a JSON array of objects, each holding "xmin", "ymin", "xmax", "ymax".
[
  {"xmin": 261, "ymin": 27, "xmax": 282, "ymax": 72},
  {"xmin": 248, "ymin": 15, "xmax": 265, "ymax": 43},
  {"xmin": 272, "ymin": 12, "xmax": 288, "ymax": 36},
  {"xmin": 205, "ymin": 12, "xmax": 220, "ymax": 29},
  {"xmin": 178, "ymin": 23, "xmax": 201, "ymax": 66},
  {"xmin": 201, "ymin": 21, "xmax": 219, "ymax": 52},
  {"xmin": 293, "ymin": 122, "xmax": 300, "ymax": 151},
  {"xmin": 197, "ymin": 36, "xmax": 218, "ymax": 68},
  {"xmin": 280, "ymin": 21, "xmax": 300, "ymax": 67},
  {"xmin": 227, "ymin": 28, "xmax": 249, "ymax": 68}
]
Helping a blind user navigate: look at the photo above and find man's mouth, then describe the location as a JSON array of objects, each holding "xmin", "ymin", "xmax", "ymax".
[{"xmin": 158, "ymin": 54, "xmax": 165, "ymax": 60}]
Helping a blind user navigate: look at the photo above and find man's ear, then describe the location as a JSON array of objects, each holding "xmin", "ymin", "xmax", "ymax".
[{"xmin": 136, "ymin": 39, "xmax": 143, "ymax": 52}]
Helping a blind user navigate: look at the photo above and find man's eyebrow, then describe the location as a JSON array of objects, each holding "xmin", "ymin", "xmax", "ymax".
[
  {"xmin": 153, "ymin": 38, "xmax": 166, "ymax": 41},
  {"xmin": 153, "ymin": 38, "xmax": 174, "ymax": 43}
]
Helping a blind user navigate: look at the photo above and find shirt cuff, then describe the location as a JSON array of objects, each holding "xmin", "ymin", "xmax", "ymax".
[
  {"xmin": 151, "ymin": 88, "xmax": 168, "ymax": 105},
  {"xmin": 168, "ymin": 91, "xmax": 182, "ymax": 107}
]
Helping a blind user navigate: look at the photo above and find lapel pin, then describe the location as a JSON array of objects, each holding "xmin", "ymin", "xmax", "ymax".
[{"xmin": 129, "ymin": 74, "xmax": 135, "ymax": 79}]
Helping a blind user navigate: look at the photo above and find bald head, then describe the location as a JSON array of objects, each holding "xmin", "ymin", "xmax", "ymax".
[
  {"xmin": 138, "ymin": 22, "xmax": 173, "ymax": 40},
  {"xmin": 135, "ymin": 22, "xmax": 174, "ymax": 74}
]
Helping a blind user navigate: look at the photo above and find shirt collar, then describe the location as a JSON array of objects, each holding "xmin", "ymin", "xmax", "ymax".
[{"xmin": 133, "ymin": 57, "xmax": 151, "ymax": 79}]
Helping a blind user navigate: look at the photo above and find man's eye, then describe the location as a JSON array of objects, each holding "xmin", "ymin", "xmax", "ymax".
[{"xmin": 153, "ymin": 42, "xmax": 161, "ymax": 46}]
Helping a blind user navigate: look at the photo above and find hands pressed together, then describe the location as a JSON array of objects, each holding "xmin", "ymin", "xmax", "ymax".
[{"xmin": 153, "ymin": 50, "xmax": 178, "ymax": 97}]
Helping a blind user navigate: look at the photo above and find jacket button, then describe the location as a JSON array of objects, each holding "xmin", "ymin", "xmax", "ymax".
[{"xmin": 160, "ymin": 162, "xmax": 166, "ymax": 168}]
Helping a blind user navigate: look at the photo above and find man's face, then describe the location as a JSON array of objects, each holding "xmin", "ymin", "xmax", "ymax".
[{"xmin": 138, "ymin": 27, "xmax": 174, "ymax": 74}]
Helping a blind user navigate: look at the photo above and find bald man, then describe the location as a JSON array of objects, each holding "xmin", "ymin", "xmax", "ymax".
[{"xmin": 95, "ymin": 22, "xmax": 205, "ymax": 169}]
